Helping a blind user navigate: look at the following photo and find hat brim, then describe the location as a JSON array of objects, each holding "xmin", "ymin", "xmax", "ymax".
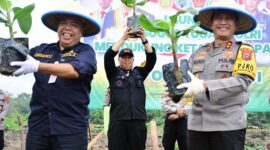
[
  {"xmin": 194, "ymin": 7, "xmax": 257, "ymax": 35},
  {"xmin": 119, "ymin": 53, "xmax": 134, "ymax": 57},
  {"xmin": 41, "ymin": 11, "xmax": 100, "ymax": 37}
]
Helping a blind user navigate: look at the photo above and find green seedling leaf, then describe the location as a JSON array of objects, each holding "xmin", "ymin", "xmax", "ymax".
[
  {"xmin": 176, "ymin": 21, "xmax": 200, "ymax": 37},
  {"xmin": 121, "ymin": 0, "xmax": 134, "ymax": 7},
  {"xmin": 193, "ymin": 30, "xmax": 207, "ymax": 35},
  {"xmin": 137, "ymin": 0, "xmax": 149, "ymax": 6},
  {"xmin": 0, "ymin": 0, "xmax": 12, "ymax": 11},
  {"xmin": 154, "ymin": 19, "xmax": 171, "ymax": 31},
  {"xmin": 13, "ymin": 3, "xmax": 35, "ymax": 21},
  {"xmin": 139, "ymin": 14, "xmax": 165, "ymax": 32},
  {"xmin": 13, "ymin": 3, "xmax": 35, "ymax": 34}
]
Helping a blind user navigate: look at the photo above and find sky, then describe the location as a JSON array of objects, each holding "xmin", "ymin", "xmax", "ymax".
[{"xmin": 0, "ymin": 0, "xmax": 78, "ymax": 96}]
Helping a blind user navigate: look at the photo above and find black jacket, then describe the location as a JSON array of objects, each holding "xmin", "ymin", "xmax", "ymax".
[{"xmin": 104, "ymin": 47, "xmax": 156, "ymax": 121}]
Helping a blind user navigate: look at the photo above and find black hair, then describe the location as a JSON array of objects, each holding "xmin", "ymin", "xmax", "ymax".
[
  {"xmin": 56, "ymin": 14, "xmax": 87, "ymax": 28},
  {"xmin": 210, "ymin": 9, "xmax": 239, "ymax": 22}
]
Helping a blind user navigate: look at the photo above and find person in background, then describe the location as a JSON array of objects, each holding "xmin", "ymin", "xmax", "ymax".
[
  {"xmin": 10, "ymin": 2, "xmax": 100, "ymax": 150},
  {"xmin": 175, "ymin": 0, "xmax": 257, "ymax": 150},
  {"xmin": 103, "ymin": 88, "xmax": 111, "ymax": 136},
  {"xmin": 161, "ymin": 94, "xmax": 188, "ymax": 150},
  {"xmin": 96, "ymin": 0, "xmax": 113, "ymax": 20},
  {"xmin": 104, "ymin": 26, "xmax": 156, "ymax": 150},
  {"xmin": 0, "ymin": 90, "xmax": 9, "ymax": 150},
  {"xmin": 83, "ymin": 0, "xmax": 114, "ymax": 46}
]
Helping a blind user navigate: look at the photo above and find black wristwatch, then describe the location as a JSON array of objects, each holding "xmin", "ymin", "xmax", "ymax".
[{"xmin": 142, "ymin": 39, "xmax": 148, "ymax": 45}]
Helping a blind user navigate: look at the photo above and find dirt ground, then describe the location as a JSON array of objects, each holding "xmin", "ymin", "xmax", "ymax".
[{"xmin": 3, "ymin": 128, "xmax": 270, "ymax": 150}]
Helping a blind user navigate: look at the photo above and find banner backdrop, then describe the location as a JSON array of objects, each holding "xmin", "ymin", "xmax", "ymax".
[{"xmin": 80, "ymin": 0, "xmax": 270, "ymax": 111}]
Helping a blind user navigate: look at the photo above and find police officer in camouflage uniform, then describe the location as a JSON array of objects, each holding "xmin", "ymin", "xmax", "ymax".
[
  {"xmin": 104, "ymin": 27, "xmax": 156, "ymax": 150},
  {"xmin": 176, "ymin": 0, "xmax": 258, "ymax": 150}
]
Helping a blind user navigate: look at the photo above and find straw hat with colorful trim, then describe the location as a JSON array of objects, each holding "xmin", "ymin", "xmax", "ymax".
[
  {"xmin": 193, "ymin": 0, "xmax": 257, "ymax": 35},
  {"xmin": 41, "ymin": 2, "xmax": 100, "ymax": 37}
]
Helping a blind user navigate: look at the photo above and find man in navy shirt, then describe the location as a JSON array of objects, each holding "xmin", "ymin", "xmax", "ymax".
[{"xmin": 10, "ymin": 2, "xmax": 100, "ymax": 150}]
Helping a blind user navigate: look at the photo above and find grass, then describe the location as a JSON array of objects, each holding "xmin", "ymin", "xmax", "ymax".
[
  {"xmin": 4, "ymin": 115, "xmax": 28, "ymax": 131},
  {"xmin": 245, "ymin": 145, "xmax": 266, "ymax": 150}
]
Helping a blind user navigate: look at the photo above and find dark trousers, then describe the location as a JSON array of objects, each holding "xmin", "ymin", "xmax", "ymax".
[
  {"xmin": 26, "ymin": 131, "xmax": 88, "ymax": 150},
  {"xmin": 162, "ymin": 116, "xmax": 188, "ymax": 150},
  {"xmin": 108, "ymin": 120, "xmax": 147, "ymax": 150},
  {"xmin": 0, "ymin": 130, "xmax": 4, "ymax": 150},
  {"xmin": 188, "ymin": 128, "xmax": 246, "ymax": 150}
]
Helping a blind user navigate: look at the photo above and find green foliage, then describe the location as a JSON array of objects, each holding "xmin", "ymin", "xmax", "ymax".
[
  {"xmin": 89, "ymin": 109, "xmax": 166, "ymax": 126},
  {"xmin": 138, "ymin": 8, "xmax": 203, "ymax": 46},
  {"xmin": 139, "ymin": 8, "xmax": 205, "ymax": 81},
  {"xmin": 3, "ymin": 91, "xmax": 270, "ymax": 135},
  {"xmin": 247, "ymin": 112, "xmax": 270, "ymax": 128},
  {"xmin": 7, "ymin": 93, "xmax": 31, "ymax": 117},
  {"xmin": 245, "ymin": 145, "xmax": 265, "ymax": 150},
  {"xmin": 4, "ymin": 115, "xmax": 28, "ymax": 131},
  {"xmin": 121, "ymin": 0, "xmax": 149, "ymax": 8},
  {"xmin": 146, "ymin": 110, "xmax": 165, "ymax": 126},
  {"xmin": 90, "ymin": 109, "xmax": 103, "ymax": 124},
  {"xmin": 3, "ymin": 93, "xmax": 30, "ymax": 131},
  {"xmin": 0, "ymin": 0, "xmax": 35, "ymax": 38}
]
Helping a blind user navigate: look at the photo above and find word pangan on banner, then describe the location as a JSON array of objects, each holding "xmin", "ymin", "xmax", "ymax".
[{"xmin": 253, "ymin": 43, "xmax": 270, "ymax": 54}]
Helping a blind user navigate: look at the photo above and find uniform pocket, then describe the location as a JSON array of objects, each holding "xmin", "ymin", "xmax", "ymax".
[
  {"xmin": 215, "ymin": 63, "xmax": 233, "ymax": 78},
  {"xmin": 215, "ymin": 63, "xmax": 233, "ymax": 72},
  {"xmin": 192, "ymin": 64, "xmax": 205, "ymax": 76}
]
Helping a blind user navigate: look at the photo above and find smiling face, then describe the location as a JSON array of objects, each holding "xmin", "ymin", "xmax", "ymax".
[
  {"xmin": 57, "ymin": 15, "xmax": 84, "ymax": 50},
  {"xmin": 118, "ymin": 56, "xmax": 134, "ymax": 70},
  {"xmin": 210, "ymin": 10, "xmax": 238, "ymax": 41}
]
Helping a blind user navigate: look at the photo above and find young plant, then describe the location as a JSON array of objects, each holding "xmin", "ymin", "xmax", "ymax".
[
  {"xmin": 121, "ymin": 0, "xmax": 149, "ymax": 15},
  {"xmin": 139, "ymin": 8, "xmax": 206, "ymax": 83},
  {"xmin": 0, "ymin": 0, "xmax": 35, "ymax": 39},
  {"xmin": 121, "ymin": 0, "xmax": 149, "ymax": 37}
]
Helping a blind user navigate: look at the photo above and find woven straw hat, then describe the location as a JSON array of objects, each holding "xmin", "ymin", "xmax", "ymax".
[
  {"xmin": 41, "ymin": 2, "xmax": 100, "ymax": 37},
  {"xmin": 193, "ymin": 0, "xmax": 257, "ymax": 35}
]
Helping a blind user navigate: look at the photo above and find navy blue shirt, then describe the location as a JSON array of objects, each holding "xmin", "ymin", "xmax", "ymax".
[{"xmin": 28, "ymin": 42, "xmax": 96, "ymax": 135}]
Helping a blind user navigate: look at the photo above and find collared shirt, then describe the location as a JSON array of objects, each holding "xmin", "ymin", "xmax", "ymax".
[
  {"xmin": 28, "ymin": 42, "xmax": 97, "ymax": 135},
  {"xmin": 188, "ymin": 39, "xmax": 256, "ymax": 131}
]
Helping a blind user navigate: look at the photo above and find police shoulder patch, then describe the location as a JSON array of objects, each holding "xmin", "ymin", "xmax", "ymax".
[{"xmin": 232, "ymin": 44, "xmax": 257, "ymax": 80}]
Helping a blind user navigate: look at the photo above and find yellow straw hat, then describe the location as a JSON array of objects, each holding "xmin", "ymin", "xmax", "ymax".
[
  {"xmin": 41, "ymin": 2, "xmax": 100, "ymax": 37},
  {"xmin": 193, "ymin": 0, "xmax": 257, "ymax": 35}
]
